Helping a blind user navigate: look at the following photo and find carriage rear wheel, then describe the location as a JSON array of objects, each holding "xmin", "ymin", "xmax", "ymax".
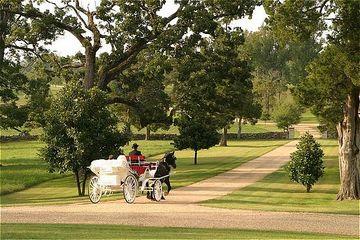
[
  {"xmin": 152, "ymin": 179, "xmax": 163, "ymax": 202},
  {"xmin": 123, "ymin": 174, "xmax": 138, "ymax": 204},
  {"xmin": 88, "ymin": 175, "xmax": 102, "ymax": 204}
]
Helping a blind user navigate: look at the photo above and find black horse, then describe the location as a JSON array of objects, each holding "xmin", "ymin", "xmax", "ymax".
[{"xmin": 153, "ymin": 151, "xmax": 176, "ymax": 198}]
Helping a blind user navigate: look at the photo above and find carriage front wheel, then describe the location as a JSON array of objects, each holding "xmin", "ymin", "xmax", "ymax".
[
  {"xmin": 88, "ymin": 175, "xmax": 102, "ymax": 204},
  {"xmin": 123, "ymin": 174, "xmax": 138, "ymax": 204},
  {"xmin": 152, "ymin": 179, "xmax": 163, "ymax": 202}
]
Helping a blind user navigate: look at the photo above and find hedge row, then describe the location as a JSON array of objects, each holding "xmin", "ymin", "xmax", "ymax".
[
  {"xmin": 227, "ymin": 132, "xmax": 288, "ymax": 140},
  {"xmin": 131, "ymin": 133, "xmax": 178, "ymax": 140},
  {"xmin": 131, "ymin": 132, "xmax": 288, "ymax": 141},
  {"xmin": 1, "ymin": 131, "xmax": 288, "ymax": 143},
  {"xmin": 0, "ymin": 135, "xmax": 39, "ymax": 142}
]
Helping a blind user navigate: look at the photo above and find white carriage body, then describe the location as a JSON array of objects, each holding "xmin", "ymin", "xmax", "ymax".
[
  {"xmin": 89, "ymin": 156, "xmax": 129, "ymax": 186},
  {"xmin": 88, "ymin": 154, "xmax": 170, "ymax": 204}
]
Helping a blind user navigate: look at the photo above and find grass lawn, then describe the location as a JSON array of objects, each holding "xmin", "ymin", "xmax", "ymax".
[
  {"xmin": 123, "ymin": 140, "xmax": 174, "ymax": 157},
  {"xmin": 228, "ymin": 122, "xmax": 280, "ymax": 134},
  {"xmin": 300, "ymin": 109, "xmax": 319, "ymax": 124},
  {"xmin": 0, "ymin": 141, "xmax": 67, "ymax": 196},
  {"xmin": 0, "ymin": 140, "xmax": 289, "ymax": 205},
  {"xmin": 0, "ymin": 140, "xmax": 173, "ymax": 204},
  {"xmin": 202, "ymin": 140, "xmax": 360, "ymax": 215},
  {"xmin": 1, "ymin": 223, "xmax": 355, "ymax": 239}
]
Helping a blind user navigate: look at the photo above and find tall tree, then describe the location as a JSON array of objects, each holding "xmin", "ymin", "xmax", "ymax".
[
  {"xmin": 173, "ymin": 27, "xmax": 254, "ymax": 146},
  {"xmin": 41, "ymin": 82, "xmax": 128, "ymax": 196},
  {"xmin": 3, "ymin": 0, "xmax": 260, "ymax": 94},
  {"xmin": 265, "ymin": 0, "xmax": 360, "ymax": 200}
]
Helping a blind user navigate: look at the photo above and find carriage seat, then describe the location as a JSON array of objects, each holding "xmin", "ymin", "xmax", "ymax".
[{"xmin": 127, "ymin": 155, "xmax": 157, "ymax": 175}]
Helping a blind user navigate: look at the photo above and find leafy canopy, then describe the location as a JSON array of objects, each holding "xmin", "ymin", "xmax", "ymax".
[
  {"xmin": 174, "ymin": 115, "xmax": 220, "ymax": 159},
  {"xmin": 41, "ymin": 82, "xmax": 128, "ymax": 174}
]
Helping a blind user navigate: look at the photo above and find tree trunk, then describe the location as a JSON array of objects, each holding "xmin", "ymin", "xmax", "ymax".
[
  {"xmin": 0, "ymin": 31, "xmax": 4, "ymax": 63},
  {"xmin": 84, "ymin": 47, "xmax": 96, "ymax": 90},
  {"xmin": 220, "ymin": 127, "xmax": 228, "ymax": 146},
  {"xmin": 125, "ymin": 118, "xmax": 131, "ymax": 146},
  {"xmin": 336, "ymin": 87, "xmax": 360, "ymax": 200},
  {"xmin": 194, "ymin": 147, "xmax": 198, "ymax": 165},
  {"xmin": 0, "ymin": 6, "xmax": 8, "ymax": 64},
  {"xmin": 145, "ymin": 126, "xmax": 150, "ymax": 141},
  {"xmin": 81, "ymin": 170, "xmax": 88, "ymax": 196},
  {"xmin": 74, "ymin": 170, "xmax": 82, "ymax": 196},
  {"xmin": 237, "ymin": 117, "xmax": 242, "ymax": 139}
]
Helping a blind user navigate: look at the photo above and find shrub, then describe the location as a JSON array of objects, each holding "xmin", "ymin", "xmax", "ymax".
[{"xmin": 286, "ymin": 133, "xmax": 325, "ymax": 192}]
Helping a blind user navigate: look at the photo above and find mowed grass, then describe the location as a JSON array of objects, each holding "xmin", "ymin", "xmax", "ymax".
[
  {"xmin": 203, "ymin": 140, "xmax": 360, "ymax": 215},
  {"xmin": 122, "ymin": 140, "xmax": 174, "ymax": 157},
  {"xmin": 228, "ymin": 123, "xmax": 280, "ymax": 134},
  {"xmin": 0, "ymin": 141, "xmax": 67, "ymax": 196},
  {"xmin": 300, "ymin": 109, "xmax": 319, "ymax": 124},
  {"xmin": 0, "ymin": 140, "xmax": 173, "ymax": 205},
  {"xmin": 168, "ymin": 140, "xmax": 289, "ymax": 189},
  {"xmin": 1, "ymin": 140, "xmax": 289, "ymax": 205},
  {"xmin": 1, "ymin": 223, "xmax": 355, "ymax": 240}
]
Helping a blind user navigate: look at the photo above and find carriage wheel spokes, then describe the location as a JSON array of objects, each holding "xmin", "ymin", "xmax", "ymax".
[
  {"xmin": 152, "ymin": 179, "xmax": 163, "ymax": 202},
  {"xmin": 88, "ymin": 175, "xmax": 102, "ymax": 204},
  {"xmin": 123, "ymin": 174, "xmax": 138, "ymax": 204}
]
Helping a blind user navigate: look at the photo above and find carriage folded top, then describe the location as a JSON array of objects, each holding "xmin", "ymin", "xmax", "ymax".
[{"xmin": 89, "ymin": 156, "xmax": 129, "ymax": 174}]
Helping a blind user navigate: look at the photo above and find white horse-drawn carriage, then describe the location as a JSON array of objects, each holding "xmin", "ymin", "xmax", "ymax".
[{"xmin": 88, "ymin": 153, "xmax": 175, "ymax": 204}]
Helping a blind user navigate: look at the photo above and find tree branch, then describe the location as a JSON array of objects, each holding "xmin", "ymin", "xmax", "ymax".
[
  {"xmin": 8, "ymin": 8, "xmax": 90, "ymax": 48},
  {"xmin": 5, "ymin": 44, "xmax": 46, "ymax": 62},
  {"xmin": 67, "ymin": 3, "xmax": 90, "ymax": 31},
  {"xmin": 97, "ymin": 4, "xmax": 185, "ymax": 89},
  {"xmin": 106, "ymin": 96, "xmax": 140, "ymax": 108}
]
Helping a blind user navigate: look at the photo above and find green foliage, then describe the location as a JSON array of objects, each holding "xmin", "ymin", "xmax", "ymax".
[
  {"xmin": 109, "ymin": 50, "xmax": 172, "ymax": 132},
  {"xmin": 41, "ymin": 82, "xmax": 128, "ymax": 195},
  {"xmin": 173, "ymin": 27, "xmax": 254, "ymax": 128},
  {"xmin": 5, "ymin": 0, "xmax": 261, "ymax": 91},
  {"xmin": 295, "ymin": 45, "xmax": 354, "ymax": 125},
  {"xmin": 0, "ymin": 59, "xmax": 50, "ymax": 133},
  {"xmin": 271, "ymin": 98, "xmax": 302, "ymax": 131},
  {"xmin": 265, "ymin": 1, "xmax": 360, "ymax": 125},
  {"xmin": 287, "ymin": 133, "xmax": 324, "ymax": 192},
  {"xmin": 174, "ymin": 115, "xmax": 220, "ymax": 164},
  {"xmin": 243, "ymin": 29, "xmax": 320, "ymax": 117}
]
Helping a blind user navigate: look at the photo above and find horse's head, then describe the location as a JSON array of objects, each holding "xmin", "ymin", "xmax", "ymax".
[{"xmin": 164, "ymin": 151, "xmax": 177, "ymax": 169}]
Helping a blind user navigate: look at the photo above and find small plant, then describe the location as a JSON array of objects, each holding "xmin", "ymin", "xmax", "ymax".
[{"xmin": 286, "ymin": 132, "xmax": 325, "ymax": 192}]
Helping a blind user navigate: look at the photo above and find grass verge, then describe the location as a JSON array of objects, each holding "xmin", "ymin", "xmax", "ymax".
[{"xmin": 1, "ymin": 223, "xmax": 356, "ymax": 239}]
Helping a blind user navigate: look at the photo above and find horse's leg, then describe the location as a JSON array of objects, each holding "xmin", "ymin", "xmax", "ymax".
[
  {"xmin": 164, "ymin": 177, "xmax": 171, "ymax": 193},
  {"xmin": 146, "ymin": 181, "xmax": 152, "ymax": 199}
]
